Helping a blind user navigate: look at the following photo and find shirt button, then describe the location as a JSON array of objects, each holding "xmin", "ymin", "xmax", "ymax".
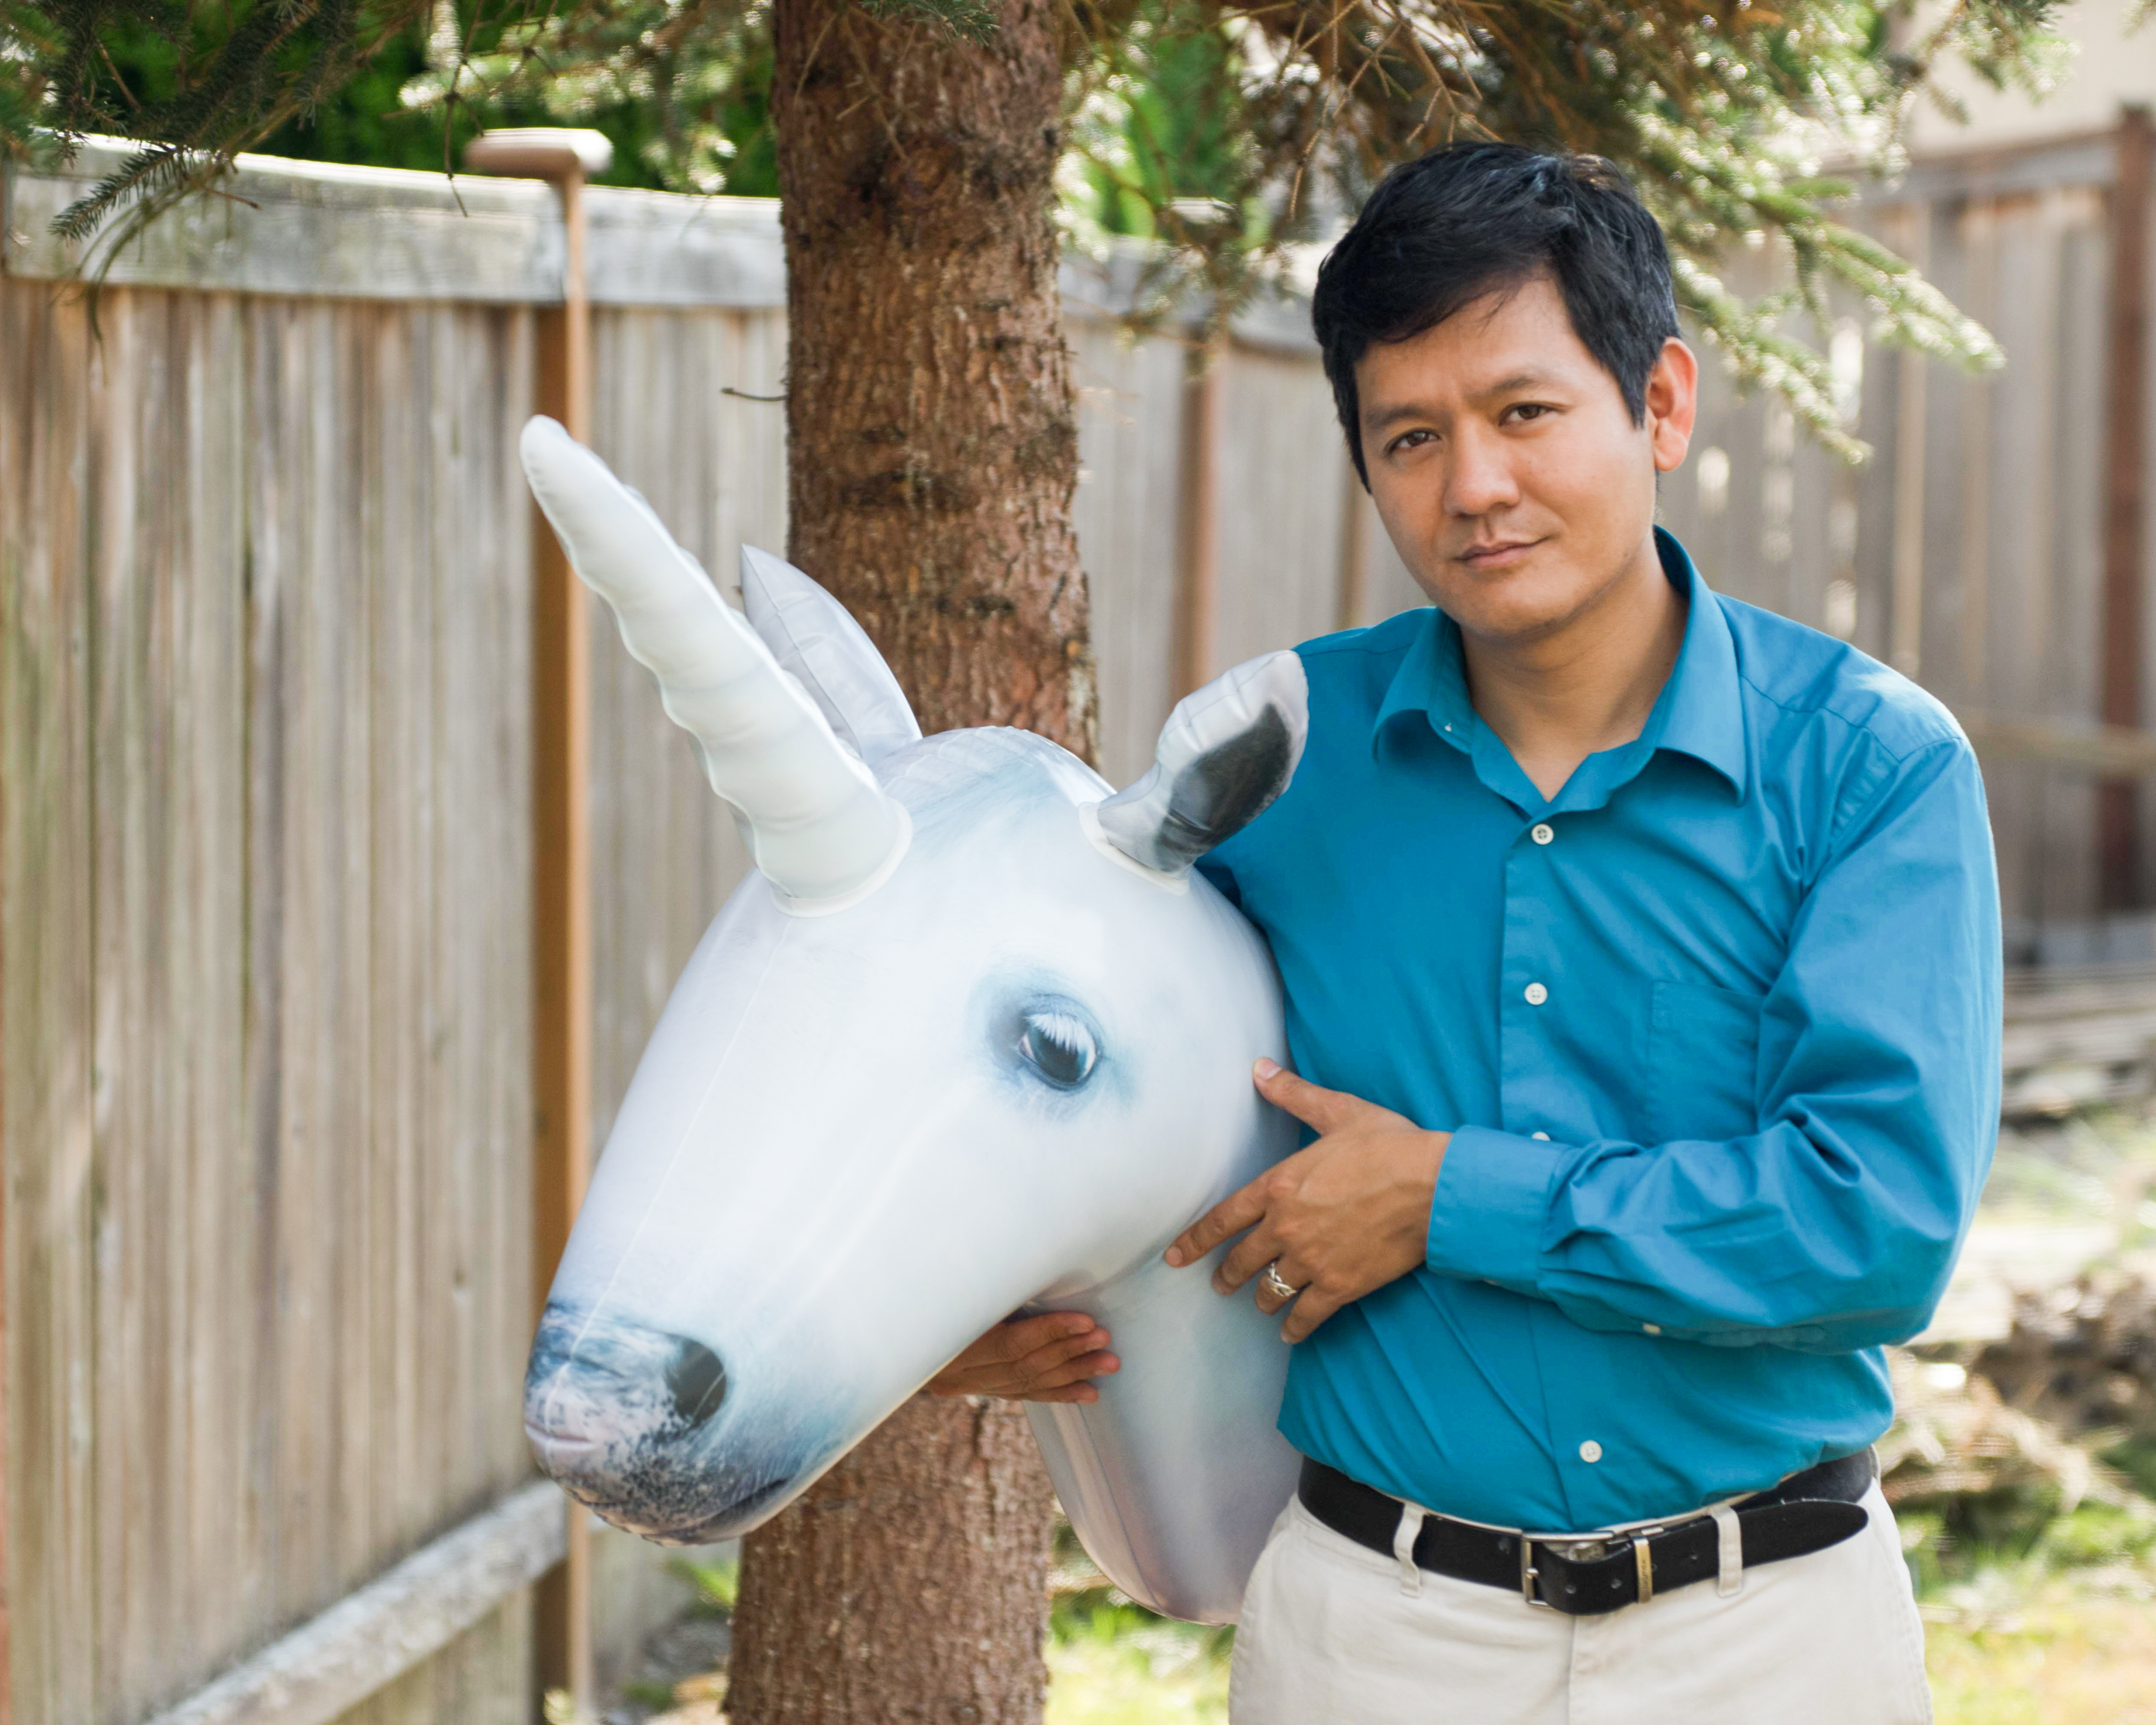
[
  {"xmin": 1579, "ymin": 1441, "xmax": 1603, "ymax": 1464},
  {"xmin": 1524, "ymin": 982, "xmax": 1548, "ymax": 1006},
  {"xmin": 1643, "ymin": 1324, "xmax": 1662, "ymax": 1336},
  {"xmin": 1531, "ymin": 1131, "xmax": 1551, "ymax": 1142},
  {"xmin": 1531, "ymin": 822, "xmax": 1554, "ymax": 845}
]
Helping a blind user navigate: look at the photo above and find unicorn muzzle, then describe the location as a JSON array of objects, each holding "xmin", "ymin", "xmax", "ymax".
[{"xmin": 523, "ymin": 1305, "xmax": 795, "ymax": 1540}]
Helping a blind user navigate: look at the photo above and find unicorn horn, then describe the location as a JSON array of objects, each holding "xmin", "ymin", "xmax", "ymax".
[{"xmin": 520, "ymin": 416, "xmax": 907, "ymax": 909}]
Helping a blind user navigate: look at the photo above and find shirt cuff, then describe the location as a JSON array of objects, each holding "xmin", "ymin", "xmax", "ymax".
[{"xmin": 1425, "ymin": 1126, "xmax": 1564, "ymax": 1286}]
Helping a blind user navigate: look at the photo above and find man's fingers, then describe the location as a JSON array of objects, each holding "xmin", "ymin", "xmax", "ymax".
[
  {"xmin": 1253, "ymin": 1059, "xmax": 1372, "ymax": 1136},
  {"xmin": 1212, "ymin": 1223, "xmax": 1284, "ymax": 1296},
  {"xmin": 1028, "ymin": 1382, "xmax": 1101, "ymax": 1404},
  {"xmin": 1251, "ymin": 1255, "xmax": 1309, "ymax": 1317},
  {"xmin": 1281, "ymin": 1283, "xmax": 1347, "ymax": 1344},
  {"xmin": 1165, "ymin": 1178, "xmax": 1271, "ymax": 1268}
]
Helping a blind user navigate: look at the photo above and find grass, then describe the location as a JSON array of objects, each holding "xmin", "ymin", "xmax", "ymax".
[
  {"xmin": 1928, "ymin": 1581, "xmax": 2156, "ymax": 1724},
  {"xmin": 1040, "ymin": 1489, "xmax": 2156, "ymax": 1723},
  {"xmin": 1040, "ymin": 1571, "xmax": 2156, "ymax": 1725},
  {"xmin": 1044, "ymin": 1603, "xmax": 1230, "ymax": 1725}
]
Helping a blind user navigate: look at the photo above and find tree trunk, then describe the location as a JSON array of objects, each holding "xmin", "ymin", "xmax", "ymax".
[
  {"xmin": 727, "ymin": 1399, "xmax": 1059, "ymax": 1723},
  {"xmin": 725, "ymin": 0, "xmax": 1086, "ymax": 1720},
  {"xmin": 766, "ymin": 0, "xmax": 1092, "ymax": 748}
]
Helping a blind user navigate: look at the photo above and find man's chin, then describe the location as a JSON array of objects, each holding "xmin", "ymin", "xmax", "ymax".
[{"xmin": 1420, "ymin": 570, "xmax": 1584, "ymax": 646}]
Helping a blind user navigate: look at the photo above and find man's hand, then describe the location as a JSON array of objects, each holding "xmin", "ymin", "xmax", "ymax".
[
  {"xmin": 927, "ymin": 1311, "xmax": 1120, "ymax": 1405},
  {"xmin": 1165, "ymin": 1059, "xmax": 1448, "ymax": 1343}
]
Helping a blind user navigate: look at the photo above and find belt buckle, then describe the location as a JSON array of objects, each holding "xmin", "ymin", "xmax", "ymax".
[{"xmin": 1517, "ymin": 1528, "xmax": 1620, "ymax": 1609}]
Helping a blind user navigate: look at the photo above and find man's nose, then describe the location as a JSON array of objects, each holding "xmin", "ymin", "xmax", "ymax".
[{"xmin": 1443, "ymin": 425, "xmax": 1520, "ymax": 518}]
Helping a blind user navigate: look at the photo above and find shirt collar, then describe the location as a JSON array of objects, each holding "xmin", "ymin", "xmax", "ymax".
[
  {"xmin": 1648, "ymin": 530, "xmax": 1748, "ymax": 800},
  {"xmin": 1370, "ymin": 528, "xmax": 1748, "ymax": 803}
]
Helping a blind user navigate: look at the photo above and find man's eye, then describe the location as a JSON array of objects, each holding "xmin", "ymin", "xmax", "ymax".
[
  {"xmin": 1507, "ymin": 403, "xmax": 1553, "ymax": 423},
  {"xmin": 1387, "ymin": 429, "xmax": 1436, "ymax": 455}
]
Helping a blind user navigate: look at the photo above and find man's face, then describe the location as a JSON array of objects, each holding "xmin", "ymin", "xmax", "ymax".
[{"xmin": 1354, "ymin": 273, "xmax": 1694, "ymax": 647}]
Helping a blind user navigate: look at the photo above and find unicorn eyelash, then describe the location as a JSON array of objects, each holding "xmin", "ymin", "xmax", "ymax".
[{"xmin": 1018, "ymin": 1008, "xmax": 1099, "ymax": 1089}]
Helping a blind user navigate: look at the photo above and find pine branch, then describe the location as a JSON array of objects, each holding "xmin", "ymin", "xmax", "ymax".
[{"xmin": 0, "ymin": 0, "xmax": 2077, "ymax": 446}]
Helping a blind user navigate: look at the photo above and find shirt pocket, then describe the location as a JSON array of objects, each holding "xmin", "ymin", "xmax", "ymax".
[{"xmin": 1647, "ymin": 979, "xmax": 1764, "ymax": 1145}]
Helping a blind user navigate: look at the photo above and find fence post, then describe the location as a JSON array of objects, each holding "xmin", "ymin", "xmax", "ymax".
[
  {"xmin": 2102, "ymin": 105, "xmax": 2153, "ymax": 910},
  {"xmin": 464, "ymin": 127, "xmax": 613, "ymax": 1723},
  {"xmin": 1335, "ymin": 461, "xmax": 1368, "ymax": 634},
  {"xmin": 1888, "ymin": 203, "xmax": 1930, "ymax": 681},
  {"xmin": 1173, "ymin": 333, "xmax": 1225, "ymax": 699}
]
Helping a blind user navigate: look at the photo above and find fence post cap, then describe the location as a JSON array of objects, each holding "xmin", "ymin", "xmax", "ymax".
[{"xmin": 464, "ymin": 129, "xmax": 615, "ymax": 181}]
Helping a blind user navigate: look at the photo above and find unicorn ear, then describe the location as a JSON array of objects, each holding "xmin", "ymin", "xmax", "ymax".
[
  {"xmin": 1094, "ymin": 652, "xmax": 1309, "ymax": 878},
  {"xmin": 739, "ymin": 546, "xmax": 923, "ymax": 764}
]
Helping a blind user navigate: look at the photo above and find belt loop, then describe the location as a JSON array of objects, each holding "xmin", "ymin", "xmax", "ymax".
[
  {"xmin": 1710, "ymin": 1502, "xmax": 1743, "ymax": 1597},
  {"xmin": 1391, "ymin": 1500, "xmax": 1429, "ymax": 1597}
]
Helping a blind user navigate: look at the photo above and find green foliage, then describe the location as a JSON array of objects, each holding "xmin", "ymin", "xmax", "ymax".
[
  {"xmin": 1065, "ymin": 1, "xmax": 1249, "ymax": 242},
  {"xmin": 671, "ymin": 1551, "xmax": 740, "ymax": 1614},
  {"xmin": 0, "ymin": 0, "xmax": 2085, "ymax": 449},
  {"xmin": 397, "ymin": 0, "xmax": 778, "ymax": 194}
]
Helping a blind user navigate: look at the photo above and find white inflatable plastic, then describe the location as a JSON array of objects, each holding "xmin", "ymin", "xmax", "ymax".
[{"xmin": 519, "ymin": 417, "xmax": 1308, "ymax": 1623}]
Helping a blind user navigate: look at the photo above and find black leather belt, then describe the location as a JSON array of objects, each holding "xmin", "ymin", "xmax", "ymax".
[{"xmin": 1297, "ymin": 1449, "xmax": 1876, "ymax": 1616}]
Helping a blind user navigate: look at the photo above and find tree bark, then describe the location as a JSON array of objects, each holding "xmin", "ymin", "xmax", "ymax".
[
  {"xmin": 727, "ymin": 1399, "xmax": 1057, "ymax": 1723},
  {"xmin": 726, "ymin": 0, "xmax": 1086, "ymax": 1720},
  {"xmin": 766, "ymin": 0, "xmax": 1093, "ymax": 748}
]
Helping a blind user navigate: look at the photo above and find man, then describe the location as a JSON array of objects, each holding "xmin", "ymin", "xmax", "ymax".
[{"xmin": 933, "ymin": 142, "xmax": 1999, "ymax": 1722}]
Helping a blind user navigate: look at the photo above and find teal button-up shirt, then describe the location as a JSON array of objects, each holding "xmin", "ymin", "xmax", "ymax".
[{"xmin": 1198, "ymin": 530, "xmax": 2002, "ymax": 1530}]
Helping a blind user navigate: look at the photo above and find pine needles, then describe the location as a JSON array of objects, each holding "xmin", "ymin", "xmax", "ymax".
[{"xmin": 0, "ymin": 0, "xmax": 2086, "ymax": 447}]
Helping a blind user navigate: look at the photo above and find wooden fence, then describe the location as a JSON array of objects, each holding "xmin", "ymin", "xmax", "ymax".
[
  {"xmin": 7, "ymin": 115, "xmax": 2155, "ymax": 1725},
  {"xmin": 1654, "ymin": 120, "xmax": 2156, "ymax": 955},
  {"xmin": 1, "ymin": 278, "xmax": 544, "ymax": 1725},
  {"xmin": 0, "ymin": 141, "xmax": 1407, "ymax": 1725}
]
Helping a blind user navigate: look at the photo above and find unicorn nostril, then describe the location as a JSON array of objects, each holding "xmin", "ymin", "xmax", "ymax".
[{"xmin": 665, "ymin": 1338, "xmax": 728, "ymax": 1429}]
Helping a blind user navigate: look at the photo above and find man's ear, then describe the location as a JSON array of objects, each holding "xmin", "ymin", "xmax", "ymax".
[
  {"xmin": 740, "ymin": 546, "xmax": 922, "ymax": 764},
  {"xmin": 1094, "ymin": 653, "xmax": 1309, "ymax": 878},
  {"xmin": 1647, "ymin": 337, "xmax": 1699, "ymax": 475}
]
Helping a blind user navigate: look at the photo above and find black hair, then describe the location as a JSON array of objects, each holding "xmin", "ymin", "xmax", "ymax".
[{"xmin": 1311, "ymin": 143, "xmax": 1680, "ymax": 486}]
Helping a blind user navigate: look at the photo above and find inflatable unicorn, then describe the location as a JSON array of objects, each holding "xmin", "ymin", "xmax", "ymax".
[{"xmin": 518, "ymin": 417, "xmax": 1308, "ymax": 1623}]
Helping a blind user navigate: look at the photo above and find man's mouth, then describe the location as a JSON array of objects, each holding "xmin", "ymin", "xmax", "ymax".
[{"xmin": 1456, "ymin": 537, "xmax": 1543, "ymax": 570}]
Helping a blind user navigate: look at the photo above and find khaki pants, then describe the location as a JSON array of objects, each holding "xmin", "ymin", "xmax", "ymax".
[{"xmin": 1229, "ymin": 1485, "xmax": 1932, "ymax": 1725}]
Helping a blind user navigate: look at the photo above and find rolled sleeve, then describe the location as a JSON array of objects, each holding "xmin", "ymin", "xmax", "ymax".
[
  {"xmin": 1426, "ymin": 1126, "xmax": 1565, "ymax": 1288},
  {"xmin": 1458, "ymin": 737, "xmax": 2001, "ymax": 1350}
]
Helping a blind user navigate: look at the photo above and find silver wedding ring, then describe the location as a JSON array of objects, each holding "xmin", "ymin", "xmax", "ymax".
[{"xmin": 1261, "ymin": 1261, "xmax": 1300, "ymax": 1302}]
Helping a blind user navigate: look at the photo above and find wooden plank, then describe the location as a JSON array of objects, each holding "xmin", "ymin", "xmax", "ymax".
[
  {"xmin": 240, "ymin": 292, "xmax": 294, "ymax": 1674},
  {"xmin": 584, "ymin": 191, "xmax": 786, "ymax": 310},
  {"xmin": 185, "ymin": 288, "xmax": 253, "ymax": 1715},
  {"xmin": 139, "ymin": 1484, "xmax": 564, "ymax": 1725},
  {"xmin": 1335, "ymin": 460, "xmax": 1367, "ymax": 632},
  {"xmin": 1069, "ymin": 316, "xmax": 1183, "ymax": 786},
  {"xmin": 1962, "ymin": 712, "xmax": 2156, "ymax": 775},
  {"xmin": 1857, "ymin": 128, "xmax": 2119, "ymax": 209},
  {"xmin": 1, "ymin": 275, "xmax": 100, "ymax": 1725},
  {"xmin": 1213, "ymin": 342, "xmax": 1354, "ymax": 668},
  {"xmin": 0, "ymin": 285, "xmax": 13, "ymax": 1725},
  {"xmin": 86, "ymin": 282, "xmax": 152, "ymax": 1719},
  {"xmin": 12, "ymin": 144, "xmax": 1310, "ymax": 332},
  {"xmin": 1173, "ymin": 337, "xmax": 1224, "ymax": 699},
  {"xmin": 7, "ymin": 141, "xmax": 562, "ymax": 304},
  {"xmin": 2103, "ymin": 110, "xmax": 2153, "ymax": 906},
  {"xmin": 1889, "ymin": 206, "xmax": 1930, "ymax": 680}
]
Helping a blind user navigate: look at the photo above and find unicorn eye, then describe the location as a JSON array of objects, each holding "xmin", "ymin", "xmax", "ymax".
[{"xmin": 1018, "ymin": 1007, "xmax": 1098, "ymax": 1090}]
